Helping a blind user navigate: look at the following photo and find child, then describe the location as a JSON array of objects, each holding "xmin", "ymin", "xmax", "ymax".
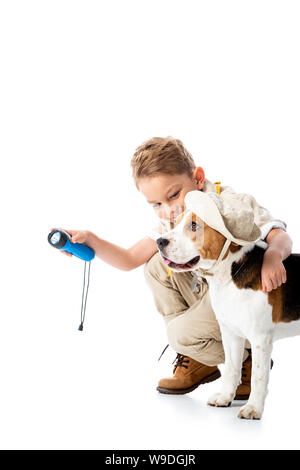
[{"xmin": 55, "ymin": 136, "xmax": 292, "ymax": 399}]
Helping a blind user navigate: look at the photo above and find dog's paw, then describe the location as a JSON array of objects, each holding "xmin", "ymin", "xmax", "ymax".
[
  {"xmin": 238, "ymin": 404, "xmax": 262, "ymax": 420},
  {"xmin": 207, "ymin": 392, "xmax": 232, "ymax": 408}
]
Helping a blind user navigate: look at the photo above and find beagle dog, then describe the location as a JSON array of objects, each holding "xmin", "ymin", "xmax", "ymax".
[{"xmin": 156, "ymin": 210, "xmax": 300, "ymax": 420}]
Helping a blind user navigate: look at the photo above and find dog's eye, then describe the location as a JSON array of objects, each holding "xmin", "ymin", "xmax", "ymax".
[{"xmin": 188, "ymin": 221, "xmax": 201, "ymax": 231}]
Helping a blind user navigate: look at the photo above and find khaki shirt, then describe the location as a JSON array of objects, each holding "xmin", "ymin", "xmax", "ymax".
[{"xmin": 146, "ymin": 178, "xmax": 287, "ymax": 241}]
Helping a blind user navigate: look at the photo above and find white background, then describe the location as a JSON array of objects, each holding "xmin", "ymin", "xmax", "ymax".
[{"xmin": 1, "ymin": 0, "xmax": 300, "ymax": 450}]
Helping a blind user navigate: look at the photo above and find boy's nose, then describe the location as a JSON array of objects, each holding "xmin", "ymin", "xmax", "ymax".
[{"xmin": 156, "ymin": 237, "xmax": 170, "ymax": 251}]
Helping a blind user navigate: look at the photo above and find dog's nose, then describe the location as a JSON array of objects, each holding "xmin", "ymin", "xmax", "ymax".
[{"xmin": 156, "ymin": 237, "xmax": 170, "ymax": 250}]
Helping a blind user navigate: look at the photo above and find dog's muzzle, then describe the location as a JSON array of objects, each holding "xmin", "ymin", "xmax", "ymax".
[
  {"xmin": 156, "ymin": 237, "xmax": 200, "ymax": 270},
  {"xmin": 156, "ymin": 237, "xmax": 232, "ymax": 276}
]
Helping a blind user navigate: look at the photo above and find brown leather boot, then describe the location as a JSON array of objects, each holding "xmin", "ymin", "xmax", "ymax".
[
  {"xmin": 234, "ymin": 351, "xmax": 274, "ymax": 400},
  {"xmin": 157, "ymin": 353, "xmax": 221, "ymax": 395}
]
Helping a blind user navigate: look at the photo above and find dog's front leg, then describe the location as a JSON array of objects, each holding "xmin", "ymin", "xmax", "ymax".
[
  {"xmin": 238, "ymin": 335, "xmax": 273, "ymax": 420},
  {"xmin": 207, "ymin": 323, "xmax": 245, "ymax": 408}
]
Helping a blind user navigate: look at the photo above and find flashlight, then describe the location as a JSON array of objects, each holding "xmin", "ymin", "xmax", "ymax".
[
  {"xmin": 48, "ymin": 229, "xmax": 95, "ymax": 331},
  {"xmin": 48, "ymin": 229, "xmax": 95, "ymax": 261}
]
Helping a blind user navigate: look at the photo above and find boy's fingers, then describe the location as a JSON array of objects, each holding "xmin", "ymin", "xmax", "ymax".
[
  {"xmin": 71, "ymin": 235, "xmax": 82, "ymax": 243},
  {"xmin": 264, "ymin": 278, "xmax": 273, "ymax": 292},
  {"xmin": 49, "ymin": 227, "xmax": 75, "ymax": 237},
  {"xmin": 269, "ymin": 280, "xmax": 275, "ymax": 291},
  {"xmin": 49, "ymin": 228, "xmax": 83, "ymax": 244},
  {"xmin": 64, "ymin": 229, "xmax": 74, "ymax": 237},
  {"xmin": 282, "ymin": 269, "xmax": 287, "ymax": 283}
]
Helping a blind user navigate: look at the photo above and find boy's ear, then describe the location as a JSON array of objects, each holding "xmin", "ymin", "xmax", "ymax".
[{"xmin": 193, "ymin": 167, "xmax": 205, "ymax": 187}]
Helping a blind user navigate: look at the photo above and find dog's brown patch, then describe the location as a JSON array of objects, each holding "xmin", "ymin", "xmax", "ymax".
[
  {"xmin": 268, "ymin": 288, "xmax": 284, "ymax": 323},
  {"xmin": 232, "ymin": 246, "xmax": 263, "ymax": 291},
  {"xmin": 200, "ymin": 224, "xmax": 230, "ymax": 260},
  {"xmin": 201, "ymin": 223, "xmax": 242, "ymax": 260},
  {"xmin": 183, "ymin": 216, "xmax": 242, "ymax": 260}
]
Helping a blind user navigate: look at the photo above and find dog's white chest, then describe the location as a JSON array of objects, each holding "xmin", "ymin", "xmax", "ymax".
[{"xmin": 207, "ymin": 280, "xmax": 273, "ymax": 339}]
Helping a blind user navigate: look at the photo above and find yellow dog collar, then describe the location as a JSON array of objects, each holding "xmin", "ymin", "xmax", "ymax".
[{"xmin": 166, "ymin": 266, "xmax": 173, "ymax": 277}]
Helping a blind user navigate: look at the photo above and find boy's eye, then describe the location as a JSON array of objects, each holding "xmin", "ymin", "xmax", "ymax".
[{"xmin": 152, "ymin": 190, "xmax": 180, "ymax": 208}]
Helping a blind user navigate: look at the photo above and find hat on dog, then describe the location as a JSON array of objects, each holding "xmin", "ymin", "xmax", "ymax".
[{"xmin": 184, "ymin": 190, "xmax": 262, "ymax": 246}]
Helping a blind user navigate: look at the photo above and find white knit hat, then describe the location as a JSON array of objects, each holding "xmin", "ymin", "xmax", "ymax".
[{"xmin": 184, "ymin": 190, "xmax": 262, "ymax": 246}]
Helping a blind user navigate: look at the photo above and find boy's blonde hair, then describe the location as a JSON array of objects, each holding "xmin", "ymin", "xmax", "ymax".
[{"xmin": 131, "ymin": 136, "xmax": 196, "ymax": 190}]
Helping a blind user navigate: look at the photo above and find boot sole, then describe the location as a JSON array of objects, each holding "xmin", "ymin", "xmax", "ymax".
[{"xmin": 156, "ymin": 369, "xmax": 221, "ymax": 395}]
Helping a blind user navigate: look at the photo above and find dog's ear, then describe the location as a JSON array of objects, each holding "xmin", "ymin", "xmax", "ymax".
[{"xmin": 229, "ymin": 241, "xmax": 241, "ymax": 253}]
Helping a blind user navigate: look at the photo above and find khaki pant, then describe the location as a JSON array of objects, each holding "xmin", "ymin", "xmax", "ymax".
[{"xmin": 144, "ymin": 251, "xmax": 249, "ymax": 366}]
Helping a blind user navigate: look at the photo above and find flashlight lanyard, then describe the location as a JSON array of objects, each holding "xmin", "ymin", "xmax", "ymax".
[{"xmin": 78, "ymin": 261, "xmax": 91, "ymax": 331}]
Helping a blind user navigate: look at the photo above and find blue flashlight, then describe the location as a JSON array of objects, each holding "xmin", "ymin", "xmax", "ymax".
[
  {"xmin": 47, "ymin": 229, "xmax": 95, "ymax": 261},
  {"xmin": 48, "ymin": 229, "xmax": 95, "ymax": 330}
]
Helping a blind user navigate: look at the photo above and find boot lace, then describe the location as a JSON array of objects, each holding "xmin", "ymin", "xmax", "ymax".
[
  {"xmin": 157, "ymin": 346, "xmax": 190, "ymax": 372},
  {"xmin": 172, "ymin": 353, "xmax": 190, "ymax": 371}
]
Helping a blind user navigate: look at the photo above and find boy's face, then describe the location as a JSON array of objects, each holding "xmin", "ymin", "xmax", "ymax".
[{"xmin": 138, "ymin": 167, "xmax": 205, "ymax": 223}]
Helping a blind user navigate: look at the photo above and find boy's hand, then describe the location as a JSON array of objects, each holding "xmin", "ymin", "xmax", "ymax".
[
  {"xmin": 49, "ymin": 228, "xmax": 90, "ymax": 257},
  {"xmin": 261, "ymin": 249, "xmax": 287, "ymax": 293}
]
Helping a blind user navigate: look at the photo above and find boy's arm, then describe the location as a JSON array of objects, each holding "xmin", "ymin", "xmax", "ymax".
[
  {"xmin": 262, "ymin": 228, "xmax": 293, "ymax": 292},
  {"xmin": 127, "ymin": 237, "xmax": 159, "ymax": 269},
  {"xmin": 87, "ymin": 232, "xmax": 158, "ymax": 271},
  {"xmin": 265, "ymin": 228, "xmax": 293, "ymax": 260}
]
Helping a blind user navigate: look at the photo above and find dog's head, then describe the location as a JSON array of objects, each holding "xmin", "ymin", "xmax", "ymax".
[{"xmin": 156, "ymin": 210, "xmax": 240, "ymax": 273}]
